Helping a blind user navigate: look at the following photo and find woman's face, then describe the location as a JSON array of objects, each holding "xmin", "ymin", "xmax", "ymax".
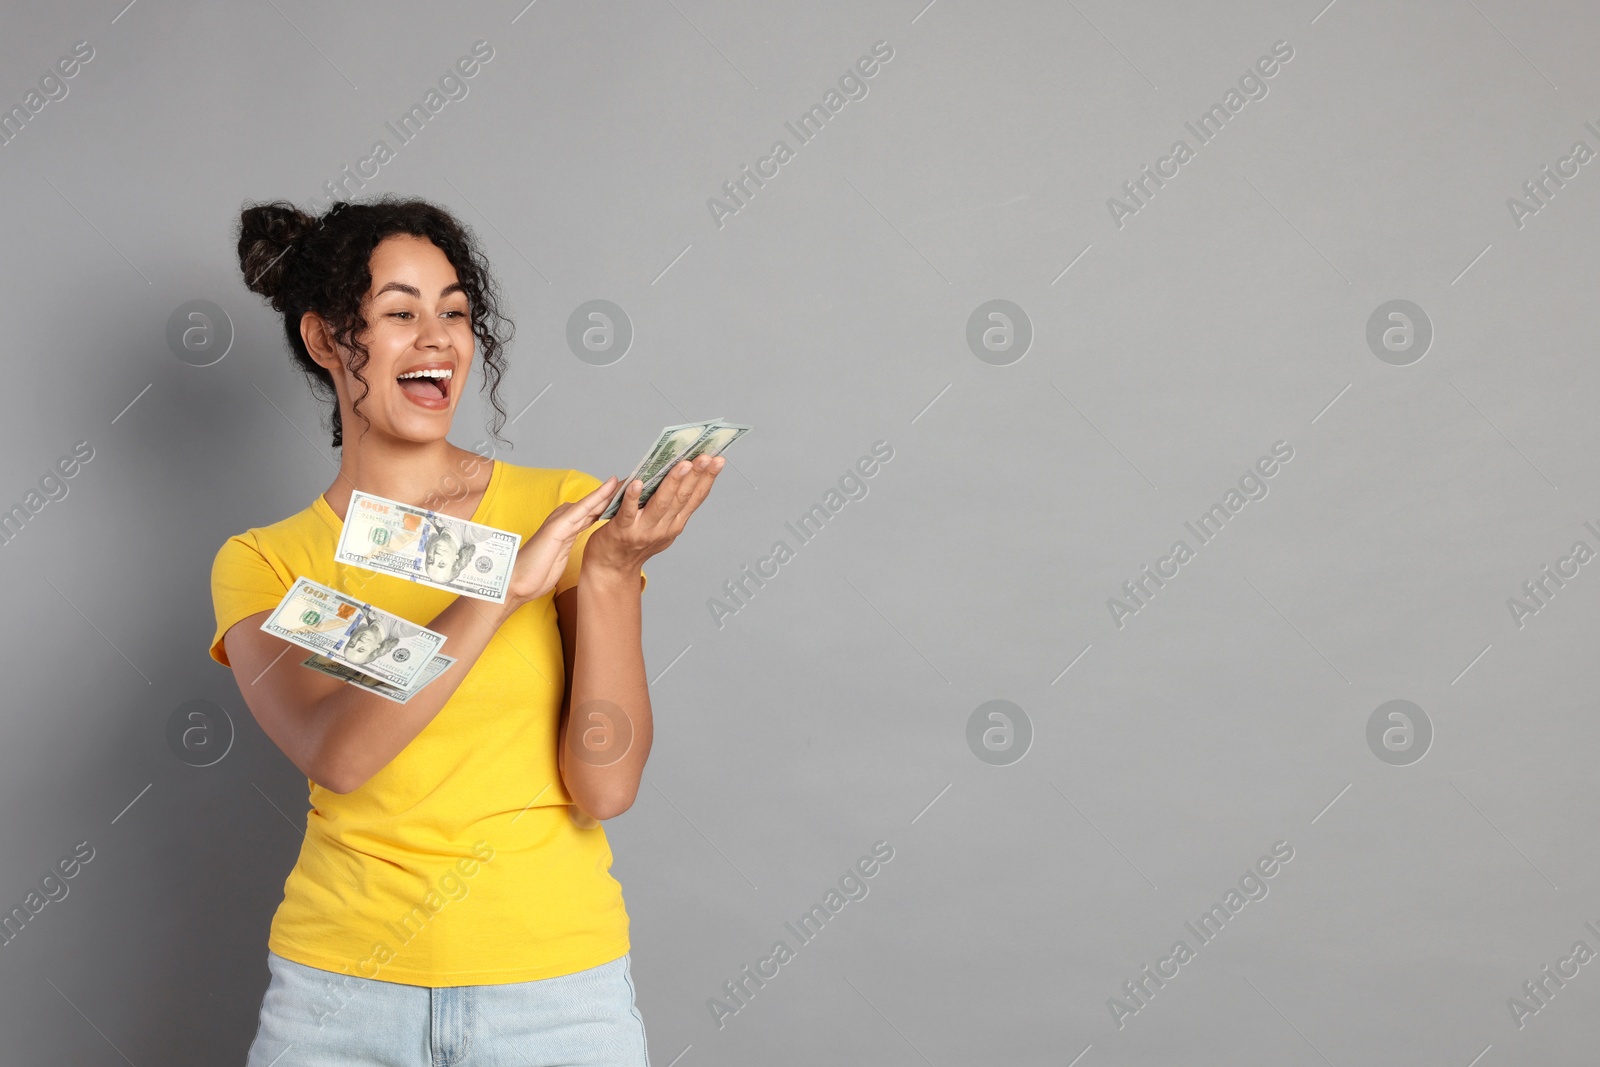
[{"xmin": 325, "ymin": 234, "xmax": 475, "ymax": 446}]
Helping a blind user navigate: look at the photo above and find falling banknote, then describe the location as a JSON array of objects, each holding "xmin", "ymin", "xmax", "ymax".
[
  {"xmin": 600, "ymin": 417, "xmax": 752, "ymax": 520},
  {"xmin": 261, "ymin": 577, "xmax": 447, "ymax": 689},
  {"xmin": 300, "ymin": 651, "xmax": 456, "ymax": 704},
  {"xmin": 334, "ymin": 490, "xmax": 522, "ymax": 603}
]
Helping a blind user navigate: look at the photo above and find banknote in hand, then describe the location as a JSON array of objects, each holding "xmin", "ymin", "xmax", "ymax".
[
  {"xmin": 261, "ymin": 577, "xmax": 447, "ymax": 689},
  {"xmin": 335, "ymin": 491, "xmax": 522, "ymax": 603},
  {"xmin": 600, "ymin": 417, "xmax": 751, "ymax": 520}
]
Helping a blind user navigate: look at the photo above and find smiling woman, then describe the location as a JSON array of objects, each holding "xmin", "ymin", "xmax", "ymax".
[
  {"xmin": 236, "ymin": 197, "xmax": 512, "ymax": 447},
  {"xmin": 396, "ymin": 364, "xmax": 453, "ymax": 403},
  {"xmin": 217, "ymin": 195, "xmax": 725, "ymax": 1066}
]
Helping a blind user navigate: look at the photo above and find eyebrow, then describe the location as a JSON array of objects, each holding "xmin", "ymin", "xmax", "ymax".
[{"xmin": 374, "ymin": 281, "xmax": 466, "ymax": 298}]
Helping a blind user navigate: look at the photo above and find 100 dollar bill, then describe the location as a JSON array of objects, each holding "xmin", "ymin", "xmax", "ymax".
[
  {"xmin": 301, "ymin": 652, "xmax": 455, "ymax": 704},
  {"xmin": 600, "ymin": 418, "xmax": 752, "ymax": 520},
  {"xmin": 335, "ymin": 491, "xmax": 521, "ymax": 603},
  {"xmin": 261, "ymin": 577, "xmax": 446, "ymax": 689}
]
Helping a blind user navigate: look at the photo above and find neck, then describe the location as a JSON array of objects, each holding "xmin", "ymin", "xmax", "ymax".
[{"xmin": 322, "ymin": 428, "xmax": 482, "ymax": 520}]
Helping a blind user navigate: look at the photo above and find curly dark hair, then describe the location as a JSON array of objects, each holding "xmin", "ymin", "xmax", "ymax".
[{"xmin": 234, "ymin": 195, "xmax": 513, "ymax": 447}]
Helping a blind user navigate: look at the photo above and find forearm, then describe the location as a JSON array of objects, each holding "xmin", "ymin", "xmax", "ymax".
[
  {"xmin": 314, "ymin": 594, "xmax": 517, "ymax": 792},
  {"xmin": 561, "ymin": 561, "xmax": 653, "ymax": 818}
]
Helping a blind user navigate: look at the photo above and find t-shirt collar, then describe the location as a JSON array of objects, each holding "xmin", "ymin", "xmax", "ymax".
[{"xmin": 312, "ymin": 458, "xmax": 504, "ymax": 533}]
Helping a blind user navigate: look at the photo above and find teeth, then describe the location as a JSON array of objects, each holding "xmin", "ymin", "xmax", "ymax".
[{"xmin": 397, "ymin": 368, "xmax": 453, "ymax": 380}]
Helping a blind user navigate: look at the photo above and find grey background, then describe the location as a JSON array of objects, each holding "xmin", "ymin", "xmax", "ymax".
[{"xmin": 0, "ymin": 0, "xmax": 1595, "ymax": 1063}]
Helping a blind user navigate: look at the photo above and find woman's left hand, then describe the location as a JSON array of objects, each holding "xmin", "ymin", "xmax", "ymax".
[{"xmin": 583, "ymin": 453, "xmax": 726, "ymax": 574}]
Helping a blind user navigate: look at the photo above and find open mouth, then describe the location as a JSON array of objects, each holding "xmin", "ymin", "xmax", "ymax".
[{"xmin": 396, "ymin": 366, "xmax": 453, "ymax": 405}]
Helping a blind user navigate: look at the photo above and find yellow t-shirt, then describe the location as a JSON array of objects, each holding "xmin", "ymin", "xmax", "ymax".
[{"xmin": 208, "ymin": 460, "xmax": 646, "ymax": 986}]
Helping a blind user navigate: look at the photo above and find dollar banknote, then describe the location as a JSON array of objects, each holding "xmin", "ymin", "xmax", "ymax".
[
  {"xmin": 600, "ymin": 418, "xmax": 752, "ymax": 519},
  {"xmin": 301, "ymin": 651, "xmax": 455, "ymax": 704},
  {"xmin": 261, "ymin": 577, "xmax": 447, "ymax": 689},
  {"xmin": 334, "ymin": 491, "xmax": 522, "ymax": 603}
]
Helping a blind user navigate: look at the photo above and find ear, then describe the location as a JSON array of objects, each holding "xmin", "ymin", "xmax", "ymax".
[{"xmin": 300, "ymin": 310, "xmax": 344, "ymax": 373}]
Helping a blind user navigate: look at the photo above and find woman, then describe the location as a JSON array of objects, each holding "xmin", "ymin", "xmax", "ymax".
[{"xmin": 211, "ymin": 195, "xmax": 722, "ymax": 1065}]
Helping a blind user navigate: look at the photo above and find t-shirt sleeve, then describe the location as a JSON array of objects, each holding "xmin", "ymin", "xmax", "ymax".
[
  {"xmin": 554, "ymin": 470, "xmax": 648, "ymax": 597},
  {"xmin": 209, "ymin": 532, "xmax": 292, "ymax": 667}
]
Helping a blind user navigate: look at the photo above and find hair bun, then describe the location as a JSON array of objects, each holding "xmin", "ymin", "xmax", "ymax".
[{"xmin": 236, "ymin": 200, "xmax": 311, "ymax": 309}]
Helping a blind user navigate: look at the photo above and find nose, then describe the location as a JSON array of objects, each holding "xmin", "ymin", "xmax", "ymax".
[{"xmin": 418, "ymin": 311, "xmax": 451, "ymax": 350}]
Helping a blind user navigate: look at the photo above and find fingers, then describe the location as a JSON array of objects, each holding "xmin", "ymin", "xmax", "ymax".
[
  {"xmin": 582, "ymin": 476, "xmax": 619, "ymax": 508},
  {"xmin": 645, "ymin": 455, "xmax": 722, "ymax": 525},
  {"xmin": 608, "ymin": 477, "xmax": 645, "ymax": 528},
  {"xmin": 607, "ymin": 456, "xmax": 721, "ymax": 531},
  {"xmin": 674, "ymin": 456, "xmax": 720, "ymax": 514},
  {"xmin": 578, "ymin": 477, "xmax": 620, "ymax": 521},
  {"xmin": 541, "ymin": 478, "xmax": 620, "ymax": 535}
]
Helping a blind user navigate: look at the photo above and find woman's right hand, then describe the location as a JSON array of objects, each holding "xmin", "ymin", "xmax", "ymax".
[{"xmin": 503, "ymin": 477, "xmax": 620, "ymax": 610}]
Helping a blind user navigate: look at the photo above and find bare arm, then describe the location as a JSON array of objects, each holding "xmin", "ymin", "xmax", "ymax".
[
  {"xmin": 555, "ymin": 453, "xmax": 724, "ymax": 819},
  {"xmin": 555, "ymin": 569, "xmax": 651, "ymax": 821},
  {"xmin": 224, "ymin": 595, "xmax": 518, "ymax": 792},
  {"xmin": 223, "ymin": 477, "xmax": 619, "ymax": 794}
]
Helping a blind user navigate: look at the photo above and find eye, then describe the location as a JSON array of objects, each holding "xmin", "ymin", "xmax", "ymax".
[
  {"xmin": 388, "ymin": 311, "xmax": 413, "ymax": 320},
  {"xmin": 443, "ymin": 309, "xmax": 467, "ymax": 319}
]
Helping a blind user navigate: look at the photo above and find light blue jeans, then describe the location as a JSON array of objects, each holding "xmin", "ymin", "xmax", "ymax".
[{"xmin": 245, "ymin": 949, "xmax": 651, "ymax": 1066}]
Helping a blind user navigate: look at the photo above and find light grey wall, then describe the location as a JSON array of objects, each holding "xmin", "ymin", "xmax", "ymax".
[{"xmin": 0, "ymin": 0, "xmax": 1596, "ymax": 1063}]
